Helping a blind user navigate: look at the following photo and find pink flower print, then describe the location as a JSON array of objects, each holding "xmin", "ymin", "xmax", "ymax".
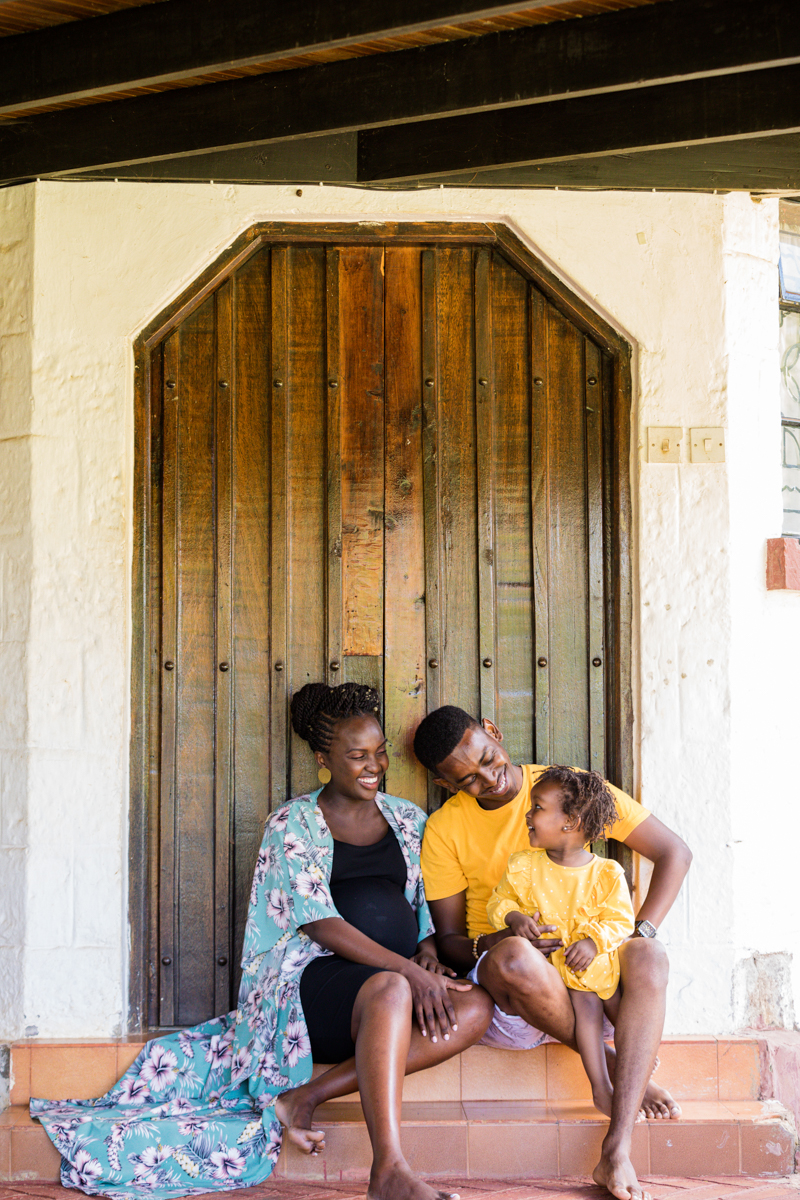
[
  {"xmin": 118, "ymin": 1075, "xmax": 151, "ymax": 1105},
  {"xmin": 177, "ymin": 1115, "xmax": 208, "ymax": 1137},
  {"xmin": 68, "ymin": 1149, "xmax": 103, "ymax": 1188},
  {"xmin": 270, "ymin": 806, "xmax": 290, "ymax": 833},
  {"xmin": 132, "ymin": 1145, "xmax": 172, "ymax": 1180},
  {"xmin": 282, "ymin": 1020, "xmax": 311, "ymax": 1067},
  {"xmin": 293, "ymin": 870, "xmax": 330, "ymax": 902},
  {"xmin": 209, "ymin": 1146, "xmax": 246, "ymax": 1179},
  {"xmin": 139, "ymin": 1044, "xmax": 179, "ymax": 1092},
  {"xmin": 266, "ymin": 888, "xmax": 291, "ymax": 929},
  {"xmin": 266, "ymin": 1123, "xmax": 282, "ymax": 1162},
  {"xmin": 282, "ymin": 831, "xmax": 305, "ymax": 862},
  {"xmin": 205, "ymin": 1033, "xmax": 234, "ymax": 1071},
  {"xmin": 230, "ymin": 1048, "xmax": 252, "ymax": 1083}
]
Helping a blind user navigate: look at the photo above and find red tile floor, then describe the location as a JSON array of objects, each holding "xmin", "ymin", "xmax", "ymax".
[{"xmin": 1, "ymin": 1178, "xmax": 798, "ymax": 1200}]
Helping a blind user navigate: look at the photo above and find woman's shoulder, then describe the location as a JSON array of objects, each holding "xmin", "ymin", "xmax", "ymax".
[
  {"xmin": 378, "ymin": 792, "xmax": 428, "ymax": 826},
  {"xmin": 264, "ymin": 793, "xmax": 319, "ymax": 830}
]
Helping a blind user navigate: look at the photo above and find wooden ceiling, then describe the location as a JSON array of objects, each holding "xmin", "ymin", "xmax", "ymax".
[
  {"xmin": 2, "ymin": 0, "xmax": 800, "ymax": 194},
  {"xmin": 0, "ymin": 0, "xmax": 660, "ymax": 120}
]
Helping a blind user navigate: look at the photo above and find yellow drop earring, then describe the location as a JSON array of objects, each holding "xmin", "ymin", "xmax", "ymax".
[{"xmin": 317, "ymin": 766, "xmax": 332, "ymax": 785}]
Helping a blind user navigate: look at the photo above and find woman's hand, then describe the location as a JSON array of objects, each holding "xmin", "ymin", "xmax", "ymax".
[
  {"xmin": 400, "ymin": 960, "xmax": 472, "ymax": 1044},
  {"xmin": 411, "ymin": 949, "xmax": 457, "ymax": 976},
  {"xmin": 412, "ymin": 936, "xmax": 457, "ymax": 977}
]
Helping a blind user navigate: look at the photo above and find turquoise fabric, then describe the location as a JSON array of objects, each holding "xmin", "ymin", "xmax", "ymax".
[{"xmin": 31, "ymin": 790, "xmax": 433, "ymax": 1200}]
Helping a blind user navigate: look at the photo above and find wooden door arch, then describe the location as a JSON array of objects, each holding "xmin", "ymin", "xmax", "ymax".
[{"xmin": 129, "ymin": 221, "xmax": 633, "ymax": 1031}]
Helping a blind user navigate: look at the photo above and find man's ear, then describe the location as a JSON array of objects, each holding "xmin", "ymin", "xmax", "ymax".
[
  {"xmin": 433, "ymin": 775, "xmax": 459, "ymax": 794},
  {"xmin": 481, "ymin": 718, "xmax": 503, "ymax": 743}
]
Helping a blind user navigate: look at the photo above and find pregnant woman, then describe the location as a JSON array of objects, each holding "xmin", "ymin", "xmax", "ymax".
[{"xmin": 32, "ymin": 683, "xmax": 492, "ymax": 1200}]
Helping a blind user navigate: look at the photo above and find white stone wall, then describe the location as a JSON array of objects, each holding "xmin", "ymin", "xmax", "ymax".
[{"xmin": 0, "ymin": 180, "xmax": 795, "ymax": 1039}]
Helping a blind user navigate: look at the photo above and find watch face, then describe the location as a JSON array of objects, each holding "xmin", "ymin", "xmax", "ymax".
[{"xmin": 635, "ymin": 920, "xmax": 657, "ymax": 938}]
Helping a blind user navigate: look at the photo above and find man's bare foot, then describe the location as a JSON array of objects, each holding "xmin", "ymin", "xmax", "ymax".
[
  {"xmin": 593, "ymin": 1148, "xmax": 652, "ymax": 1200},
  {"xmin": 275, "ymin": 1089, "xmax": 325, "ymax": 1155},
  {"xmin": 368, "ymin": 1160, "xmax": 459, "ymax": 1200},
  {"xmin": 640, "ymin": 1078, "xmax": 681, "ymax": 1120}
]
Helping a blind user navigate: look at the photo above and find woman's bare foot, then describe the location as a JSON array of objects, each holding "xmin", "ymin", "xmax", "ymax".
[
  {"xmin": 640, "ymin": 1078, "xmax": 681, "ymax": 1120},
  {"xmin": 275, "ymin": 1089, "xmax": 325, "ymax": 1155},
  {"xmin": 593, "ymin": 1148, "xmax": 652, "ymax": 1200},
  {"xmin": 368, "ymin": 1159, "xmax": 459, "ymax": 1200}
]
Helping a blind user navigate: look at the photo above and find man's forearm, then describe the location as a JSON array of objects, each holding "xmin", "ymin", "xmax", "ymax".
[
  {"xmin": 635, "ymin": 850, "xmax": 692, "ymax": 928},
  {"xmin": 436, "ymin": 927, "xmax": 510, "ymax": 972}
]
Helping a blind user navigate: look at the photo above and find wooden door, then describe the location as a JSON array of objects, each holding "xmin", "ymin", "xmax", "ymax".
[{"xmin": 133, "ymin": 228, "xmax": 630, "ymax": 1030}]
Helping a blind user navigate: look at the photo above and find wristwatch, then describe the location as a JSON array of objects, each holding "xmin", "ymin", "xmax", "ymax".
[{"xmin": 632, "ymin": 919, "xmax": 657, "ymax": 939}]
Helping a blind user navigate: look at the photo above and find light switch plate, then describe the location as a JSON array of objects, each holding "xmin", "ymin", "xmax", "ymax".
[
  {"xmin": 689, "ymin": 427, "xmax": 725, "ymax": 463},
  {"xmin": 647, "ymin": 427, "xmax": 682, "ymax": 463}
]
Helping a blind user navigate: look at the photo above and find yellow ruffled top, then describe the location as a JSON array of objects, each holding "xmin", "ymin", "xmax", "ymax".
[{"xmin": 487, "ymin": 849, "xmax": 635, "ymax": 1000}]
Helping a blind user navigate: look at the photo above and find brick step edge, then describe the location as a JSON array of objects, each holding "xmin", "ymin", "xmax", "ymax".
[
  {"xmin": 5, "ymin": 1036, "xmax": 765, "ymax": 1107},
  {"xmin": 1, "ymin": 1100, "xmax": 795, "ymax": 1183}
]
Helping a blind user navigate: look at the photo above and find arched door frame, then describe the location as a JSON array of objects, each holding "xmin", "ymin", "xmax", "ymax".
[{"xmin": 128, "ymin": 220, "xmax": 633, "ymax": 1031}]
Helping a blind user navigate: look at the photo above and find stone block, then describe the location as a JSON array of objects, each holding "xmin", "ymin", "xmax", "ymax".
[{"xmin": 766, "ymin": 537, "xmax": 800, "ymax": 591}]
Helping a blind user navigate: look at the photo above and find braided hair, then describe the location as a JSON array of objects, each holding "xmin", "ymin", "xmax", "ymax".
[
  {"xmin": 535, "ymin": 765, "xmax": 619, "ymax": 844},
  {"xmin": 290, "ymin": 682, "xmax": 381, "ymax": 753}
]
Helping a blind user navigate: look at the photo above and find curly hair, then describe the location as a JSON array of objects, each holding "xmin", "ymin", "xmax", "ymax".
[
  {"xmin": 535, "ymin": 766, "xmax": 619, "ymax": 844},
  {"xmin": 413, "ymin": 705, "xmax": 479, "ymax": 772},
  {"xmin": 290, "ymin": 682, "xmax": 381, "ymax": 753}
]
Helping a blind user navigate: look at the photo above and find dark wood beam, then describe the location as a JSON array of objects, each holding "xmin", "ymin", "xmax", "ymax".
[
  {"xmin": 3, "ymin": 0, "xmax": 800, "ymax": 184},
  {"xmin": 357, "ymin": 64, "xmax": 800, "ymax": 182},
  {"xmin": 0, "ymin": 0, "xmax": 551, "ymax": 114}
]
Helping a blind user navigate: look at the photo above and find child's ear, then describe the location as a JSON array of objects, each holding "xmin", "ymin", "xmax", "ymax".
[{"xmin": 563, "ymin": 814, "xmax": 581, "ymax": 832}]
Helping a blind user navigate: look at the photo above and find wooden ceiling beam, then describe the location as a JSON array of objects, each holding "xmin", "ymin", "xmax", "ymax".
[
  {"xmin": 2, "ymin": 0, "xmax": 800, "ymax": 184},
  {"xmin": 0, "ymin": 0, "xmax": 555, "ymax": 114},
  {"xmin": 357, "ymin": 64, "xmax": 800, "ymax": 181}
]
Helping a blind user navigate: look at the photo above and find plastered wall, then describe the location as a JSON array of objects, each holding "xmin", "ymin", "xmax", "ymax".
[{"xmin": 0, "ymin": 180, "xmax": 795, "ymax": 1039}]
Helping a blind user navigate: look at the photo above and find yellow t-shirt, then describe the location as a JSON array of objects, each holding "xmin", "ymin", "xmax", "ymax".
[
  {"xmin": 420, "ymin": 764, "xmax": 649, "ymax": 938},
  {"xmin": 487, "ymin": 849, "xmax": 635, "ymax": 1000}
]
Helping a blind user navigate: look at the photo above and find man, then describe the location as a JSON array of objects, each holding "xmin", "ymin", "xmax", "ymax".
[{"xmin": 415, "ymin": 706, "xmax": 692, "ymax": 1200}]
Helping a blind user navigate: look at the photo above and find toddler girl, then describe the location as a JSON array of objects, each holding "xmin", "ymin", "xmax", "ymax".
[{"xmin": 487, "ymin": 765, "xmax": 634, "ymax": 1117}]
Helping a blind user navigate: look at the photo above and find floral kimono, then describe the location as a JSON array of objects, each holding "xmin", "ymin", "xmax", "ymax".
[{"xmin": 31, "ymin": 789, "xmax": 434, "ymax": 1200}]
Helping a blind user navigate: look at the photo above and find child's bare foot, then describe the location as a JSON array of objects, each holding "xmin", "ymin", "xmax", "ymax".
[
  {"xmin": 275, "ymin": 1089, "xmax": 325, "ymax": 1155},
  {"xmin": 593, "ymin": 1147, "xmax": 652, "ymax": 1200},
  {"xmin": 368, "ymin": 1160, "xmax": 459, "ymax": 1200},
  {"xmin": 591, "ymin": 1085, "xmax": 614, "ymax": 1119}
]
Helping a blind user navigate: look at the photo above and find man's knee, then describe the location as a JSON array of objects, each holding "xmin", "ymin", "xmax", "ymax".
[
  {"xmin": 619, "ymin": 937, "xmax": 669, "ymax": 991},
  {"xmin": 481, "ymin": 936, "xmax": 551, "ymax": 995}
]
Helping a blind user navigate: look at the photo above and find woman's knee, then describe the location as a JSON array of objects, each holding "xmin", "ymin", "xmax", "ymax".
[
  {"xmin": 457, "ymin": 983, "xmax": 495, "ymax": 1036},
  {"xmin": 358, "ymin": 969, "xmax": 413, "ymax": 1010}
]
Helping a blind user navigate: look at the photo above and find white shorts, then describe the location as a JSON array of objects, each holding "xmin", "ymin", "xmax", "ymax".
[
  {"xmin": 468, "ymin": 951, "xmax": 555, "ymax": 1050},
  {"xmin": 468, "ymin": 950, "xmax": 615, "ymax": 1050}
]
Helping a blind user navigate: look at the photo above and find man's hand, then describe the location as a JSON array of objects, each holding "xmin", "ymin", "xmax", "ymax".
[
  {"xmin": 564, "ymin": 936, "xmax": 597, "ymax": 972},
  {"xmin": 504, "ymin": 910, "xmax": 563, "ymax": 955}
]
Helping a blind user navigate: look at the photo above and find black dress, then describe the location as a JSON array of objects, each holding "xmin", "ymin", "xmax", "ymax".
[{"xmin": 299, "ymin": 827, "xmax": 420, "ymax": 1063}]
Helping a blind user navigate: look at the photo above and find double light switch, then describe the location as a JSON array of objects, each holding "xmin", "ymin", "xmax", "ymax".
[{"xmin": 647, "ymin": 427, "xmax": 725, "ymax": 463}]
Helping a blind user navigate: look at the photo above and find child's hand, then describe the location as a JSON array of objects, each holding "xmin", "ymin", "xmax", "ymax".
[
  {"xmin": 505, "ymin": 910, "xmax": 563, "ymax": 954},
  {"xmin": 564, "ymin": 937, "xmax": 597, "ymax": 972}
]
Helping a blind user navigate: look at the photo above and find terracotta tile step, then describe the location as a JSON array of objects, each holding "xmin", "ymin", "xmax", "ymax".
[
  {"xmin": 1, "ymin": 1099, "xmax": 794, "ymax": 1184},
  {"xmin": 6, "ymin": 1036, "xmax": 764, "ymax": 1107}
]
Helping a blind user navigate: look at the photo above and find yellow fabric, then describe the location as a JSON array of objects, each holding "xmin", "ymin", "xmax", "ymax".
[
  {"xmin": 487, "ymin": 849, "xmax": 635, "ymax": 1000},
  {"xmin": 420, "ymin": 764, "xmax": 649, "ymax": 938}
]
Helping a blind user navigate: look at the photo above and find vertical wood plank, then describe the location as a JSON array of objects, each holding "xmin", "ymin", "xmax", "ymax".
[
  {"xmin": 270, "ymin": 247, "xmax": 289, "ymax": 810},
  {"xmin": 492, "ymin": 255, "xmax": 533, "ymax": 763},
  {"xmin": 436, "ymin": 247, "xmax": 479, "ymax": 719},
  {"xmin": 173, "ymin": 296, "xmax": 217, "ymax": 1027},
  {"xmin": 144, "ymin": 346, "xmax": 164, "ymax": 1029},
  {"xmin": 158, "ymin": 334, "xmax": 178, "ymax": 1027},
  {"xmin": 286, "ymin": 247, "xmax": 327, "ymax": 796},
  {"xmin": 548, "ymin": 308, "xmax": 589, "ymax": 769},
  {"xmin": 339, "ymin": 247, "xmax": 385, "ymax": 659},
  {"xmin": 585, "ymin": 339, "xmax": 606, "ymax": 777},
  {"xmin": 530, "ymin": 287, "xmax": 551, "ymax": 765},
  {"xmin": 475, "ymin": 248, "xmax": 497, "ymax": 725},
  {"xmin": 384, "ymin": 246, "xmax": 427, "ymax": 808},
  {"xmin": 325, "ymin": 248, "xmax": 343, "ymax": 690},
  {"xmin": 230, "ymin": 248, "xmax": 271, "ymax": 1006},
  {"xmin": 213, "ymin": 280, "xmax": 233, "ymax": 1014},
  {"xmin": 421, "ymin": 249, "xmax": 442, "ymax": 810}
]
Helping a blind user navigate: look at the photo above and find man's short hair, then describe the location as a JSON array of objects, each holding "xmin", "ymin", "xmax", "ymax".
[{"xmin": 413, "ymin": 705, "xmax": 479, "ymax": 772}]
